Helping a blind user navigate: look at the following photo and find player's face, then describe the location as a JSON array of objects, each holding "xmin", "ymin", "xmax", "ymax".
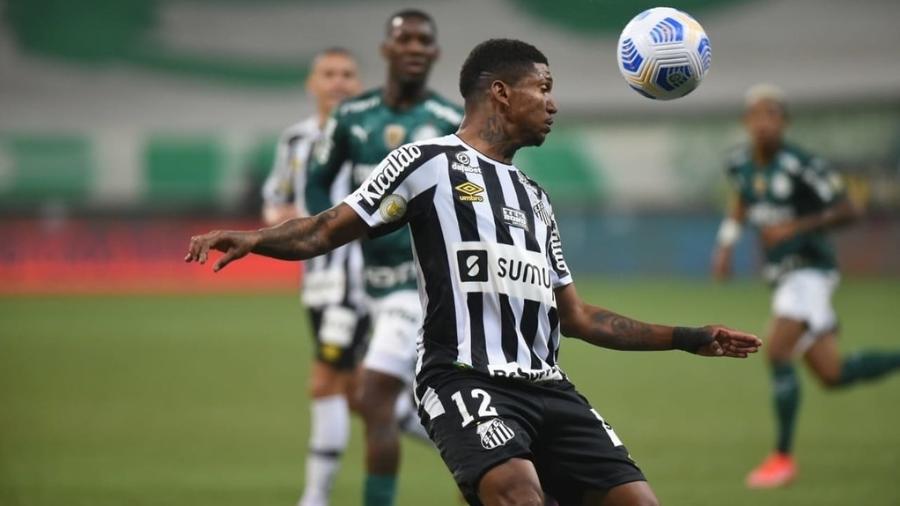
[
  {"xmin": 381, "ymin": 16, "xmax": 439, "ymax": 84},
  {"xmin": 307, "ymin": 53, "xmax": 362, "ymax": 113},
  {"xmin": 744, "ymin": 99, "xmax": 786, "ymax": 150},
  {"xmin": 506, "ymin": 63, "xmax": 558, "ymax": 147}
]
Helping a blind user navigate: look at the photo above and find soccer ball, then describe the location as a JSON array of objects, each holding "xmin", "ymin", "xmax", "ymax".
[{"xmin": 617, "ymin": 7, "xmax": 711, "ymax": 100}]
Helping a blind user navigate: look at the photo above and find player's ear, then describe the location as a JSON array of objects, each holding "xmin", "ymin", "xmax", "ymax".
[
  {"xmin": 489, "ymin": 80, "xmax": 511, "ymax": 108},
  {"xmin": 380, "ymin": 41, "xmax": 390, "ymax": 61}
]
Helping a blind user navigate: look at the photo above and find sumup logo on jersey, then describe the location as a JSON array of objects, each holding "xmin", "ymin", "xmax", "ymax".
[
  {"xmin": 356, "ymin": 145, "xmax": 422, "ymax": 210},
  {"xmin": 453, "ymin": 242, "xmax": 555, "ymax": 305}
]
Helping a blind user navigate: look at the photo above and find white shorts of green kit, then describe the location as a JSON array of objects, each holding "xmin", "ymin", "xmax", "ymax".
[
  {"xmin": 363, "ymin": 289, "xmax": 423, "ymax": 385},
  {"xmin": 772, "ymin": 268, "xmax": 840, "ymax": 356}
]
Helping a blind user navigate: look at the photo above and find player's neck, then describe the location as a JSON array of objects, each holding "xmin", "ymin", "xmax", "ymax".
[
  {"xmin": 382, "ymin": 79, "xmax": 429, "ymax": 111},
  {"xmin": 457, "ymin": 111, "xmax": 519, "ymax": 164},
  {"xmin": 752, "ymin": 141, "xmax": 781, "ymax": 167}
]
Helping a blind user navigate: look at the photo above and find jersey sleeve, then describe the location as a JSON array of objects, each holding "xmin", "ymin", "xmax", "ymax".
[
  {"xmin": 343, "ymin": 143, "xmax": 441, "ymax": 233},
  {"xmin": 261, "ymin": 133, "xmax": 299, "ymax": 206},
  {"xmin": 305, "ymin": 113, "xmax": 351, "ymax": 215},
  {"xmin": 546, "ymin": 207, "xmax": 573, "ymax": 288},
  {"xmin": 799, "ymin": 156, "xmax": 846, "ymax": 206}
]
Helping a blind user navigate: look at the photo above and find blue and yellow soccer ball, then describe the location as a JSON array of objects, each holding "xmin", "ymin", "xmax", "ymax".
[{"xmin": 617, "ymin": 7, "xmax": 711, "ymax": 100}]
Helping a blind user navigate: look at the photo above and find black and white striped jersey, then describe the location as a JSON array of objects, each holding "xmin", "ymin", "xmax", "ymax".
[
  {"xmin": 263, "ymin": 116, "xmax": 365, "ymax": 311},
  {"xmin": 343, "ymin": 134, "xmax": 573, "ymax": 383}
]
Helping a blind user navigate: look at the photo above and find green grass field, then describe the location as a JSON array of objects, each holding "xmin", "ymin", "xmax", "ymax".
[{"xmin": 1, "ymin": 279, "xmax": 898, "ymax": 505}]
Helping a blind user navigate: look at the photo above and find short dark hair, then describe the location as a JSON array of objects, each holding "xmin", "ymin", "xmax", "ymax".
[
  {"xmin": 385, "ymin": 9, "xmax": 436, "ymax": 37},
  {"xmin": 459, "ymin": 39, "xmax": 548, "ymax": 100}
]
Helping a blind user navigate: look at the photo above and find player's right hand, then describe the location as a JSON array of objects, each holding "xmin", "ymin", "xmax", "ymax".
[{"xmin": 184, "ymin": 230, "xmax": 259, "ymax": 272}]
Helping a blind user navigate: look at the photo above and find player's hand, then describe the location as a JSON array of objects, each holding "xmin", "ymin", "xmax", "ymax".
[
  {"xmin": 184, "ymin": 230, "xmax": 259, "ymax": 272},
  {"xmin": 760, "ymin": 221, "xmax": 797, "ymax": 249},
  {"xmin": 694, "ymin": 325, "xmax": 761, "ymax": 358}
]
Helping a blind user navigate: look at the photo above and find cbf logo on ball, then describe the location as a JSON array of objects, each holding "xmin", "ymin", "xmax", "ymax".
[{"xmin": 617, "ymin": 7, "xmax": 711, "ymax": 100}]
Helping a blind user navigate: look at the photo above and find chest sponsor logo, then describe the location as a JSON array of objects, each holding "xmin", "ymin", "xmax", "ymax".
[
  {"xmin": 455, "ymin": 181, "xmax": 485, "ymax": 203},
  {"xmin": 451, "ymin": 152, "xmax": 481, "ymax": 175},
  {"xmin": 748, "ymin": 202, "xmax": 793, "ymax": 226},
  {"xmin": 501, "ymin": 207, "xmax": 529, "ymax": 231},
  {"xmin": 452, "ymin": 242, "xmax": 555, "ymax": 305},
  {"xmin": 771, "ymin": 172, "xmax": 793, "ymax": 199},
  {"xmin": 356, "ymin": 145, "xmax": 422, "ymax": 209},
  {"xmin": 456, "ymin": 250, "xmax": 488, "ymax": 282}
]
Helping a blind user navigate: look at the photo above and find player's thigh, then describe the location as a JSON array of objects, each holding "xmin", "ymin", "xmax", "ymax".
[
  {"xmin": 362, "ymin": 290, "xmax": 421, "ymax": 384},
  {"xmin": 417, "ymin": 372, "xmax": 540, "ymax": 504},
  {"xmin": 803, "ymin": 332, "xmax": 842, "ymax": 387},
  {"xmin": 765, "ymin": 317, "xmax": 807, "ymax": 362},
  {"xmin": 478, "ymin": 457, "xmax": 543, "ymax": 506},
  {"xmin": 357, "ymin": 368, "xmax": 407, "ymax": 421},
  {"xmin": 534, "ymin": 385, "xmax": 646, "ymax": 505}
]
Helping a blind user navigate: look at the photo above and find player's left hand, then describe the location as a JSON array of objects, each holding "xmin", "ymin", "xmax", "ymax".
[
  {"xmin": 760, "ymin": 221, "xmax": 797, "ymax": 248},
  {"xmin": 695, "ymin": 325, "xmax": 762, "ymax": 358}
]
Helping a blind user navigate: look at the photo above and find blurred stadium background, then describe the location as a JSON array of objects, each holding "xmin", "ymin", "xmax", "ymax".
[{"xmin": 1, "ymin": 0, "xmax": 898, "ymax": 505}]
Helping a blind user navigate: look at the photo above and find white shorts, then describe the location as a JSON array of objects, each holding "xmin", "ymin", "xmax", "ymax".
[
  {"xmin": 772, "ymin": 268, "xmax": 839, "ymax": 353},
  {"xmin": 362, "ymin": 290, "xmax": 423, "ymax": 385}
]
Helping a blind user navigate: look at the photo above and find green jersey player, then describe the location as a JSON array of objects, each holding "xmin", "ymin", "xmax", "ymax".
[
  {"xmin": 712, "ymin": 84, "xmax": 900, "ymax": 489},
  {"xmin": 305, "ymin": 9, "xmax": 461, "ymax": 506}
]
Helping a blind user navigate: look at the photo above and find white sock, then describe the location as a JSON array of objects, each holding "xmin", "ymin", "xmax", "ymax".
[
  {"xmin": 395, "ymin": 393, "xmax": 432, "ymax": 444},
  {"xmin": 298, "ymin": 395, "xmax": 350, "ymax": 506}
]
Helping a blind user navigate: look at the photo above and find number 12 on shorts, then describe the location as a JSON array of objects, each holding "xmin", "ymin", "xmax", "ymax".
[
  {"xmin": 590, "ymin": 409, "xmax": 624, "ymax": 447},
  {"xmin": 451, "ymin": 389, "xmax": 499, "ymax": 427}
]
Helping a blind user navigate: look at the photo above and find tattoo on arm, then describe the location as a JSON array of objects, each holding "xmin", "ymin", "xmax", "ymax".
[
  {"xmin": 583, "ymin": 307, "xmax": 671, "ymax": 351},
  {"xmin": 253, "ymin": 208, "xmax": 343, "ymax": 260}
]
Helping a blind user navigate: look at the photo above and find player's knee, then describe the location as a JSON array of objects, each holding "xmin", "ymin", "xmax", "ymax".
[
  {"xmin": 816, "ymin": 370, "xmax": 843, "ymax": 390},
  {"xmin": 765, "ymin": 343, "xmax": 792, "ymax": 364}
]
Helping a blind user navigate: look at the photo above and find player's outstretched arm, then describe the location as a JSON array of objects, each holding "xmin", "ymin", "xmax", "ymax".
[
  {"xmin": 555, "ymin": 283, "xmax": 761, "ymax": 357},
  {"xmin": 711, "ymin": 192, "xmax": 746, "ymax": 281},
  {"xmin": 184, "ymin": 203, "xmax": 367, "ymax": 272}
]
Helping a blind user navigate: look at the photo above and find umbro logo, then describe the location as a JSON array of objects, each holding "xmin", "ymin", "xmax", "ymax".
[{"xmin": 455, "ymin": 181, "xmax": 485, "ymax": 203}]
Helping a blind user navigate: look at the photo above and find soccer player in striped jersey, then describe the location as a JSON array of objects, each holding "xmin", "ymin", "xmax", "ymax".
[
  {"xmin": 187, "ymin": 39, "xmax": 761, "ymax": 506},
  {"xmin": 712, "ymin": 84, "xmax": 900, "ymax": 489},
  {"xmin": 304, "ymin": 9, "xmax": 462, "ymax": 506},
  {"xmin": 261, "ymin": 47, "xmax": 366, "ymax": 506}
]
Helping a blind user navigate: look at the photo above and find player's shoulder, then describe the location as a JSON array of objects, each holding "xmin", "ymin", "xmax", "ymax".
[
  {"xmin": 279, "ymin": 116, "xmax": 319, "ymax": 145},
  {"xmin": 423, "ymin": 91, "xmax": 464, "ymax": 125},
  {"xmin": 778, "ymin": 143, "xmax": 820, "ymax": 174},
  {"xmin": 336, "ymin": 88, "xmax": 383, "ymax": 118},
  {"xmin": 390, "ymin": 134, "xmax": 461, "ymax": 167},
  {"xmin": 725, "ymin": 144, "xmax": 750, "ymax": 173}
]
